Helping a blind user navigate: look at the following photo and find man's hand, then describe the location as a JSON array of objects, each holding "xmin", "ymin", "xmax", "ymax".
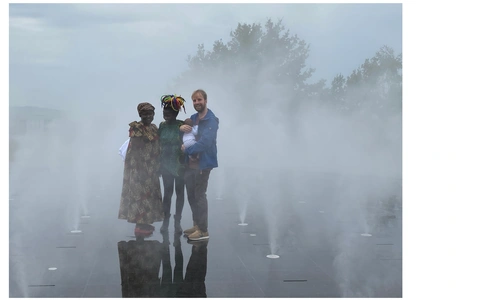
[
  {"xmin": 180, "ymin": 125, "xmax": 192, "ymax": 133},
  {"xmin": 181, "ymin": 144, "xmax": 185, "ymax": 152}
]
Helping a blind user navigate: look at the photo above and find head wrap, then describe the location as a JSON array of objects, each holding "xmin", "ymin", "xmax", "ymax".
[
  {"xmin": 160, "ymin": 94, "xmax": 186, "ymax": 113},
  {"xmin": 137, "ymin": 102, "xmax": 155, "ymax": 113}
]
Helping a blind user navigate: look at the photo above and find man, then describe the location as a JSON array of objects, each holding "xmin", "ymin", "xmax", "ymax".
[
  {"xmin": 176, "ymin": 240, "xmax": 208, "ymax": 297},
  {"xmin": 180, "ymin": 89, "xmax": 219, "ymax": 241}
]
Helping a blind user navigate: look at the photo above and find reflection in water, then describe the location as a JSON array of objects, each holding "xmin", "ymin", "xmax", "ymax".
[
  {"xmin": 177, "ymin": 240, "xmax": 209, "ymax": 298},
  {"xmin": 157, "ymin": 232, "xmax": 184, "ymax": 297},
  {"xmin": 117, "ymin": 238, "xmax": 162, "ymax": 297},
  {"xmin": 117, "ymin": 234, "xmax": 208, "ymax": 297}
]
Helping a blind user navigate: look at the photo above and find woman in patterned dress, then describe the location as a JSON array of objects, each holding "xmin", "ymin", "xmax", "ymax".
[{"xmin": 118, "ymin": 102, "xmax": 164, "ymax": 235}]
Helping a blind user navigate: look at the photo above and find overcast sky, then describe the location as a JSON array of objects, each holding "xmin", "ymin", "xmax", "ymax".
[{"xmin": 8, "ymin": 2, "xmax": 402, "ymax": 112}]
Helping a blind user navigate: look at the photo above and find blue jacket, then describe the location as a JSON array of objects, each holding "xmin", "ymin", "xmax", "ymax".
[{"xmin": 185, "ymin": 109, "xmax": 219, "ymax": 170}]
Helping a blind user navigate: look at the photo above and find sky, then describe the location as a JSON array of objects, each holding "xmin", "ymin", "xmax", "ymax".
[
  {"xmin": 8, "ymin": 2, "xmax": 402, "ymax": 112},
  {"xmin": 4, "ymin": 1, "xmax": 480, "ymax": 299}
]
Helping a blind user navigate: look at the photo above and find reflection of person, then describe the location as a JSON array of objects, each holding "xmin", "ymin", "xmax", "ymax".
[
  {"xmin": 177, "ymin": 240, "xmax": 209, "ymax": 297},
  {"xmin": 117, "ymin": 238, "xmax": 162, "ymax": 297},
  {"xmin": 118, "ymin": 102, "xmax": 163, "ymax": 236},
  {"xmin": 158, "ymin": 95, "xmax": 187, "ymax": 233},
  {"xmin": 180, "ymin": 89, "xmax": 219, "ymax": 241},
  {"xmin": 156, "ymin": 232, "xmax": 184, "ymax": 297}
]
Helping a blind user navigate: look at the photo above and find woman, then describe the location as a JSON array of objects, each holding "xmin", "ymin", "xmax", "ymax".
[
  {"xmin": 119, "ymin": 102, "xmax": 164, "ymax": 236},
  {"xmin": 158, "ymin": 94, "xmax": 187, "ymax": 233}
]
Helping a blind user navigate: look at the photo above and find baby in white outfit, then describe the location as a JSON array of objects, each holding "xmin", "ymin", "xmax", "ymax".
[{"xmin": 182, "ymin": 118, "xmax": 198, "ymax": 148}]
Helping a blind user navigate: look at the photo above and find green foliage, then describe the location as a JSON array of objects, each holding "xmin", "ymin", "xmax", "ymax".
[
  {"xmin": 342, "ymin": 45, "xmax": 403, "ymax": 116},
  {"xmin": 174, "ymin": 19, "xmax": 317, "ymax": 107},
  {"xmin": 173, "ymin": 19, "xmax": 402, "ymax": 118}
]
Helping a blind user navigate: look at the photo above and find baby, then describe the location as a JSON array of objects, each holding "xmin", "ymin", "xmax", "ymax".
[
  {"xmin": 182, "ymin": 118, "xmax": 198, "ymax": 148},
  {"xmin": 182, "ymin": 118, "xmax": 200, "ymax": 166}
]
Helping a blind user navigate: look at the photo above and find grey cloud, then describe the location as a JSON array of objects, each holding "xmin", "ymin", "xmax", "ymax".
[
  {"xmin": 10, "ymin": 3, "xmax": 139, "ymax": 28},
  {"xmin": 9, "ymin": 3, "xmax": 401, "ymax": 111}
]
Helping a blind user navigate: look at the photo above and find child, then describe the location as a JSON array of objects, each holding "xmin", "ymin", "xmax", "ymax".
[
  {"xmin": 182, "ymin": 118, "xmax": 200, "ymax": 168},
  {"xmin": 182, "ymin": 118, "xmax": 198, "ymax": 148}
]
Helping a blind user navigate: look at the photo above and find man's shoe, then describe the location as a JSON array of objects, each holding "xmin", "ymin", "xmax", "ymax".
[
  {"xmin": 183, "ymin": 225, "xmax": 199, "ymax": 235},
  {"xmin": 187, "ymin": 239, "xmax": 209, "ymax": 246},
  {"xmin": 187, "ymin": 230, "xmax": 209, "ymax": 241}
]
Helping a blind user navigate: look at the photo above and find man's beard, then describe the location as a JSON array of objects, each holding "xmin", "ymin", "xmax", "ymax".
[{"xmin": 194, "ymin": 104, "xmax": 205, "ymax": 112}]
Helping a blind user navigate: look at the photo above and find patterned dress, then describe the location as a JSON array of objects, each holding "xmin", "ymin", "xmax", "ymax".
[
  {"xmin": 117, "ymin": 240, "xmax": 162, "ymax": 297},
  {"xmin": 118, "ymin": 121, "xmax": 164, "ymax": 224}
]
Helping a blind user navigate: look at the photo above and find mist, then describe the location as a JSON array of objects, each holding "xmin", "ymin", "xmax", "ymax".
[
  {"xmin": 172, "ymin": 57, "xmax": 401, "ymax": 296},
  {"xmin": 9, "ymin": 3, "xmax": 401, "ymax": 297}
]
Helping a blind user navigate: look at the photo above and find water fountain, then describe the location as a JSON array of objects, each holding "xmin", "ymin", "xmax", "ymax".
[
  {"xmin": 238, "ymin": 197, "xmax": 248, "ymax": 226},
  {"xmin": 66, "ymin": 117, "xmax": 98, "ymax": 234},
  {"xmin": 232, "ymin": 168, "xmax": 251, "ymax": 227},
  {"xmin": 214, "ymin": 165, "xmax": 226, "ymax": 201},
  {"xmin": 258, "ymin": 169, "xmax": 282, "ymax": 259}
]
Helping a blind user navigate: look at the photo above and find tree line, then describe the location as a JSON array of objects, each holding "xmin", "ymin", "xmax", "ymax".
[{"xmin": 171, "ymin": 18, "xmax": 402, "ymax": 121}]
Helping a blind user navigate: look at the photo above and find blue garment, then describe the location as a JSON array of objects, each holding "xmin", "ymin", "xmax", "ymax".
[{"xmin": 184, "ymin": 109, "xmax": 219, "ymax": 170}]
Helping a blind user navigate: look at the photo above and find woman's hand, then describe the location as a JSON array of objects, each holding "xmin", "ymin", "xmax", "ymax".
[
  {"xmin": 181, "ymin": 144, "xmax": 185, "ymax": 152},
  {"xmin": 179, "ymin": 124, "xmax": 192, "ymax": 133}
]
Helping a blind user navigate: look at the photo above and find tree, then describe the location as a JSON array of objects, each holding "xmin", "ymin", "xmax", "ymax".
[
  {"xmin": 171, "ymin": 21, "xmax": 401, "ymax": 123},
  {"xmin": 171, "ymin": 19, "xmax": 321, "ymax": 116},
  {"xmin": 343, "ymin": 45, "xmax": 402, "ymax": 116},
  {"xmin": 329, "ymin": 74, "xmax": 347, "ymax": 110}
]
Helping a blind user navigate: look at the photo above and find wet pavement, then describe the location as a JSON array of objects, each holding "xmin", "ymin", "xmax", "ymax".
[{"xmin": 9, "ymin": 164, "xmax": 402, "ymax": 298}]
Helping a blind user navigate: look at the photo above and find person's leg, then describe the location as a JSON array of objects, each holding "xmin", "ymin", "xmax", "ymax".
[
  {"xmin": 161, "ymin": 171, "xmax": 175, "ymax": 232},
  {"xmin": 178, "ymin": 241, "xmax": 207, "ymax": 297},
  {"xmin": 162, "ymin": 171, "xmax": 175, "ymax": 215},
  {"xmin": 173, "ymin": 173, "xmax": 186, "ymax": 233},
  {"xmin": 183, "ymin": 168, "xmax": 197, "ymax": 234},
  {"xmin": 174, "ymin": 174, "xmax": 185, "ymax": 216},
  {"xmin": 195, "ymin": 169, "xmax": 211, "ymax": 232}
]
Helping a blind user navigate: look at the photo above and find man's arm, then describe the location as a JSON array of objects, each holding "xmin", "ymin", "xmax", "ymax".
[{"xmin": 185, "ymin": 119, "xmax": 218, "ymax": 155}]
